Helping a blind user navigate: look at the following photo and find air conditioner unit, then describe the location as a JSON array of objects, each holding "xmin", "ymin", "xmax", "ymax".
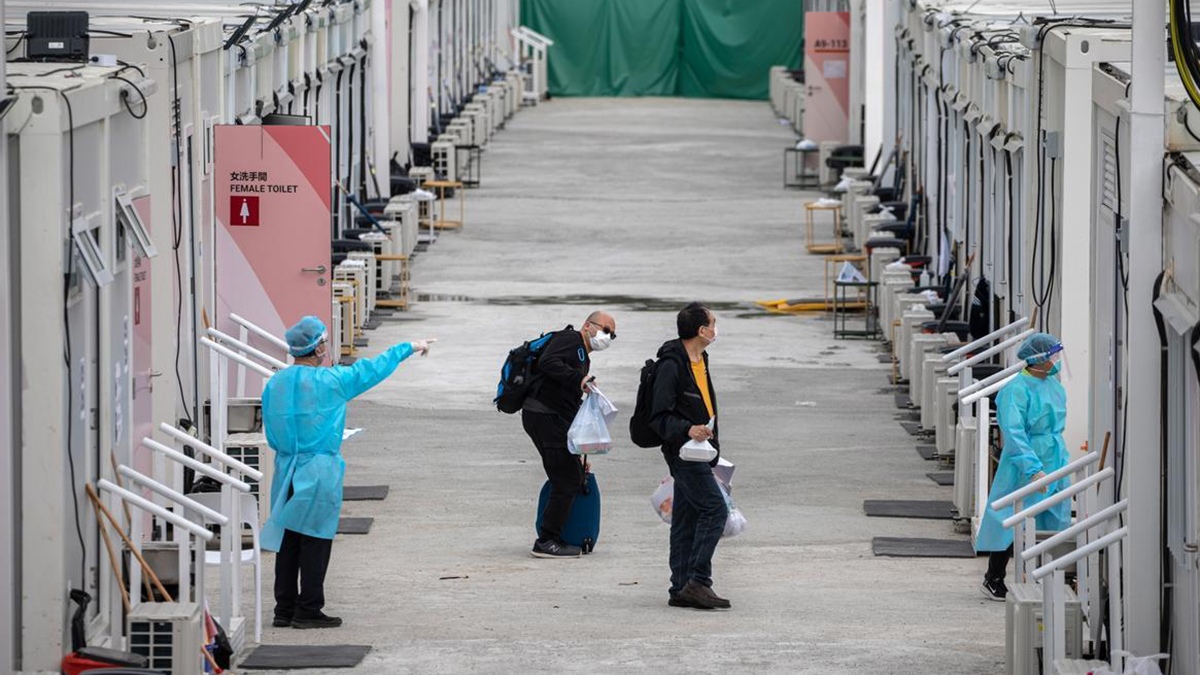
[
  {"xmin": 878, "ymin": 269, "xmax": 915, "ymax": 338},
  {"xmin": 358, "ymin": 231, "xmax": 395, "ymax": 294},
  {"xmin": 465, "ymin": 102, "xmax": 491, "ymax": 142},
  {"xmin": 888, "ymin": 293, "xmax": 926, "ymax": 347},
  {"xmin": 935, "ymin": 377, "xmax": 958, "ymax": 458},
  {"xmin": 127, "ymin": 602, "xmax": 203, "ymax": 675},
  {"xmin": 347, "ymin": 251, "xmax": 378, "ymax": 314},
  {"xmin": 953, "ymin": 416, "xmax": 978, "ymax": 520},
  {"xmin": 385, "ymin": 196, "xmax": 417, "ymax": 257},
  {"xmin": 769, "ymin": 65, "xmax": 787, "ymax": 113},
  {"xmin": 860, "ymin": 211, "xmax": 892, "ymax": 252},
  {"xmin": 909, "ymin": 333, "xmax": 951, "ymax": 408},
  {"xmin": 1007, "ymin": 583, "xmax": 1083, "ymax": 675},
  {"xmin": 334, "ymin": 261, "xmax": 369, "ymax": 328},
  {"xmin": 458, "ymin": 109, "xmax": 482, "ymax": 147},
  {"xmin": 225, "ymin": 433, "xmax": 272, "ymax": 522},
  {"xmin": 897, "ymin": 307, "xmax": 935, "ymax": 381},
  {"xmin": 920, "ymin": 352, "xmax": 952, "ymax": 429},
  {"xmin": 848, "ymin": 195, "xmax": 880, "ymax": 246},
  {"xmin": 505, "ymin": 71, "xmax": 522, "ymax": 116},
  {"xmin": 330, "ymin": 295, "xmax": 343, "ymax": 359},
  {"xmin": 431, "ymin": 139, "xmax": 457, "ymax": 182}
]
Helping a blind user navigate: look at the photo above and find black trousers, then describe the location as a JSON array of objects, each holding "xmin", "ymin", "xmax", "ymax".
[
  {"xmin": 274, "ymin": 528, "xmax": 334, "ymax": 620},
  {"xmin": 986, "ymin": 545, "xmax": 1015, "ymax": 582},
  {"xmin": 522, "ymin": 410, "xmax": 583, "ymax": 543}
]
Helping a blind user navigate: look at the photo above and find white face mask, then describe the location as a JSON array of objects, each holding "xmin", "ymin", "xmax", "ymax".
[
  {"xmin": 704, "ymin": 325, "xmax": 718, "ymax": 344},
  {"xmin": 589, "ymin": 330, "xmax": 612, "ymax": 352}
]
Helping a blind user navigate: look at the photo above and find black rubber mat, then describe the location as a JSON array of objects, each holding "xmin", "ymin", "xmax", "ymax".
[
  {"xmin": 899, "ymin": 421, "xmax": 924, "ymax": 436},
  {"xmin": 343, "ymin": 485, "xmax": 389, "ymax": 501},
  {"xmin": 879, "ymin": 354, "xmax": 894, "ymax": 363},
  {"xmin": 363, "ymin": 319, "xmax": 382, "ymax": 330},
  {"xmin": 353, "ymin": 338, "xmax": 370, "ymax": 348},
  {"xmin": 927, "ymin": 472, "xmax": 954, "ymax": 486},
  {"xmin": 872, "ymin": 537, "xmax": 975, "ymax": 558},
  {"xmin": 915, "ymin": 445, "xmax": 937, "ymax": 460},
  {"xmin": 337, "ymin": 517, "xmax": 373, "ymax": 534},
  {"xmin": 863, "ymin": 499, "xmax": 955, "ymax": 520},
  {"xmin": 894, "ymin": 394, "xmax": 912, "ymax": 409},
  {"xmin": 240, "ymin": 645, "xmax": 371, "ymax": 669}
]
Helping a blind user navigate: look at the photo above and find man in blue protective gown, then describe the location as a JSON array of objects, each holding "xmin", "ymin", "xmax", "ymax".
[
  {"xmin": 262, "ymin": 316, "xmax": 434, "ymax": 629},
  {"xmin": 975, "ymin": 332, "xmax": 1070, "ymax": 601}
]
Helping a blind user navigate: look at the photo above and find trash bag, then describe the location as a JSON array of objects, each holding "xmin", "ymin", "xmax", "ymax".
[
  {"xmin": 588, "ymin": 385, "xmax": 618, "ymax": 426},
  {"xmin": 650, "ymin": 476, "xmax": 674, "ymax": 523},
  {"xmin": 567, "ymin": 392, "xmax": 612, "ymax": 455},
  {"xmin": 1090, "ymin": 653, "xmax": 1168, "ymax": 675}
]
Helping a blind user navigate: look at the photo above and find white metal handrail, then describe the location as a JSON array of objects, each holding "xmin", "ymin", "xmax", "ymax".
[
  {"xmin": 201, "ymin": 337, "xmax": 274, "ymax": 378},
  {"xmin": 1033, "ymin": 527, "xmax": 1129, "ymax": 581},
  {"xmin": 941, "ymin": 317, "xmax": 1029, "ymax": 362},
  {"xmin": 230, "ymin": 313, "xmax": 289, "ymax": 351},
  {"xmin": 958, "ymin": 359, "xmax": 1026, "ymax": 400},
  {"xmin": 206, "ymin": 327, "xmax": 288, "ymax": 370},
  {"xmin": 1001, "ymin": 468, "xmax": 1114, "ymax": 529},
  {"xmin": 1021, "ymin": 500, "xmax": 1128, "ymax": 561},
  {"xmin": 992, "ymin": 451, "xmax": 1101, "ymax": 509},
  {"xmin": 140, "ymin": 438, "xmax": 252, "ymax": 493},
  {"xmin": 158, "ymin": 423, "xmax": 264, "ymax": 481},
  {"xmin": 97, "ymin": 479, "xmax": 213, "ymax": 541},
  {"xmin": 117, "ymin": 466, "xmax": 227, "ymax": 526},
  {"xmin": 946, "ymin": 328, "xmax": 1036, "ymax": 375}
]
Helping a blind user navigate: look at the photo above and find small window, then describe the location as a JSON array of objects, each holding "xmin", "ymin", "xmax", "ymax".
[
  {"xmin": 115, "ymin": 191, "xmax": 157, "ymax": 258},
  {"xmin": 71, "ymin": 217, "xmax": 113, "ymax": 287}
]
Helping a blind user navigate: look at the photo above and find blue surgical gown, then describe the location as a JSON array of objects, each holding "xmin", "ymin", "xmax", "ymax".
[
  {"xmin": 975, "ymin": 370, "xmax": 1071, "ymax": 552},
  {"xmin": 260, "ymin": 343, "xmax": 415, "ymax": 551}
]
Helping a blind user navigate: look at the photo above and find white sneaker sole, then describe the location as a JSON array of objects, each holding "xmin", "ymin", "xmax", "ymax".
[{"xmin": 530, "ymin": 550, "xmax": 582, "ymax": 559}]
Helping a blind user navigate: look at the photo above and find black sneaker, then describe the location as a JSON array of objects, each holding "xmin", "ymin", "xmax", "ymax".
[
  {"xmin": 272, "ymin": 615, "xmax": 293, "ymax": 628},
  {"xmin": 980, "ymin": 577, "xmax": 1007, "ymax": 602},
  {"xmin": 292, "ymin": 612, "xmax": 343, "ymax": 629},
  {"xmin": 530, "ymin": 539, "xmax": 582, "ymax": 559}
]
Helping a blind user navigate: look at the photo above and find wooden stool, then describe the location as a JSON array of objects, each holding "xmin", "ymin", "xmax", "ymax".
[
  {"xmin": 424, "ymin": 179, "xmax": 465, "ymax": 230},
  {"xmin": 805, "ymin": 201, "xmax": 844, "ymax": 254}
]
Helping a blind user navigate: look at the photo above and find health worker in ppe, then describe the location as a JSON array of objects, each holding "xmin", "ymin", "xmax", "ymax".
[
  {"xmin": 975, "ymin": 332, "xmax": 1069, "ymax": 601},
  {"xmin": 262, "ymin": 316, "xmax": 435, "ymax": 629}
]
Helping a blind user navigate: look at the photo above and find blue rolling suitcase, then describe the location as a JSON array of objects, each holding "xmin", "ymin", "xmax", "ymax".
[{"xmin": 536, "ymin": 466, "xmax": 601, "ymax": 553}]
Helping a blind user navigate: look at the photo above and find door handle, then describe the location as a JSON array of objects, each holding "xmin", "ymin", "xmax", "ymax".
[{"xmin": 302, "ymin": 265, "xmax": 327, "ymax": 274}]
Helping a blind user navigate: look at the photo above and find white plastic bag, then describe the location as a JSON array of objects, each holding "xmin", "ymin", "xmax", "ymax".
[
  {"xmin": 649, "ymin": 475, "xmax": 747, "ymax": 538},
  {"xmin": 567, "ymin": 392, "xmax": 612, "ymax": 455},
  {"xmin": 650, "ymin": 476, "xmax": 674, "ymax": 523},
  {"xmin": 720, "ymin": 483, "xmax": 748, "ymax": 538},
  {"xmin": 679, "ymin": 438, "xmax": 717, "ymax": 462},
  {"xmin": 1090, "ymin": 653, "xmax": 1168, "ymax": 675},
  {"xmin": 588, "ymin": 385, "xmax": 618, "ymax": 426}
]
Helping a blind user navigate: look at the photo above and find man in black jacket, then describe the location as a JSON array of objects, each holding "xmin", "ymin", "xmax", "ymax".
[
  {"xmin": 650, "ymin": 302, "xmax": 730, "ymax": 609},
  {"xmin": 522, "ymin": 311, "xmax": 617, "ymax": 558}
]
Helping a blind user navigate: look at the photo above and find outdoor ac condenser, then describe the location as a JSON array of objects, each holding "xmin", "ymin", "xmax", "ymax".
[
  {"xmin": 908, "ymin": 334, "xmax": 950, "ymax": 408},
  {"xmin": 953, "ymin": 416, "xmax": 978, "ymax": 520},
  {"xmin": 127, "ymin": 602, "xmax": 203, "ymax": 675},
  {"xmin": 225, "ymin": 433, "xmax": 271, "ymax": 522},
  {"xmin": 935, "ymin": 377, "xmax": 958, "ymax": 458},
  {"xmin": 920, "ymin": 353, "xmax": 952, "ymax": 429},
  {"xmin": 818, "ymin": 141, "xmax": 843, "ymax": 186},
  {"xmin": 1007, "ymin": 584, "xmax": 1083, "ymax": 675},
  {"xmin": 431, "ymin": 139, "xmax": 457, "ymax": 182}
]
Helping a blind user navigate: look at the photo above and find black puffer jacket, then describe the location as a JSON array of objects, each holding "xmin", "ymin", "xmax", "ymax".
[
  {"xmin": 649, "ymin": 339, "xmax": 719, "ymax": 466},
  {"xmin": 526, "ymin": 326, "xmax": 590, "ymax": 420}
]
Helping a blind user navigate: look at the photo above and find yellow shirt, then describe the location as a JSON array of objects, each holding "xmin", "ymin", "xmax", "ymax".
[{"xmin": 690, "ymin": 359, "xmax": 714, "ymax": 418}]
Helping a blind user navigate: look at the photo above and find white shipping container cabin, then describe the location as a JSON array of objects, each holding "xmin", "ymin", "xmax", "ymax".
[{"xmin": 7, "ymin": 62, "xmax": 156, "ymax": 670}]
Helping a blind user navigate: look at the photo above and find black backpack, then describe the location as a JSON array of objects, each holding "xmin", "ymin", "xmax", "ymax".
[
  {"xmin": 629, "ymin": 358, "xmax": 663, "ymax": 447},
  {"xmin": 494, "ymin": 331, "xmax": 558, "ymax": 414}
]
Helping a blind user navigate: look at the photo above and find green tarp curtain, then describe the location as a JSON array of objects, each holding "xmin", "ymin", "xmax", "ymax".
[{"xmin": 520, "ymin": 0, "xmax": 803, "ymax": 100}]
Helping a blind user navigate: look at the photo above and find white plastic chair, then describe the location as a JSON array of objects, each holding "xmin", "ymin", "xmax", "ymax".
[{"xmin": 190, "ymin": 491, "xmax": 262, "ymax": 643}]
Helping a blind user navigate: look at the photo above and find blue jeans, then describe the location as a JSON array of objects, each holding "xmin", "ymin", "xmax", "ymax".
[{"xmin": 668, "ymin": 459, "xmax": 728, "ymax": 595}]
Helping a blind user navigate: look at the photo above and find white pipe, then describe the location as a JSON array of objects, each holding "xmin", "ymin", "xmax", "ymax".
[
  {"xmin": 410, "ymin": 0, "xmax": 430, "ymax": 145},
  {"xmin": 230, "ymin": 312, "xmax": 289, "ymax": 351},
  {"xmin": 1032, "ymin": 527, "xmax": 1129, "ymax": 581},
  {"xmin": 941, "ymin": 317, "xmax": 1029, "ymax": 363},
  {"xmin": 993, "ymin": 452, "xmax": 1101, "ymax": 509},
  {"xmin": 959, "ymin": 359, "xmax": 1027, "ymax": 399},
  {"xmin": 97, "ymin": 479, "xmax": 214, "ymax": 542},
  {"xmin": 117, "ymin": 466, "xmax": 228, "ymax": 526},
  {"xmin": 140, "ymin": 438, "xmax": 252, "ymax": 493},
  {"xmin": 370, "ymin": 0, "xmax": 389, "ymax": 196},
  {"xmin": 206, "ymin": 327, "xmax": 287, "ymax": 370},
  {"xmin": 158, "ymin": 423, "xmax": 264, "ymax": 481},
  {"xmin": 1002, "ymin": 468, "xmax": 1114, "ymax": 530},
  {"xmin": 946, "ymin": 328, "xmax": 1036, "ymax": 375},
  {"xmin": 200, "ymin": 337, "xmax": 274, "ymax": 378},
  {"xmin": 1022, "ymin": 500, "xmax": 1128, "ymax": 561}
]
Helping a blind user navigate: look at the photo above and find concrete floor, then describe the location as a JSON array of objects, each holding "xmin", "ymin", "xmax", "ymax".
[{"xmin": 240, "ymin": 97, "xmax": 1006, "ymax": 673}]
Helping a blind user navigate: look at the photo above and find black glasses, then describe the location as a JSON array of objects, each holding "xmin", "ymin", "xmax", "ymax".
[{"xmin": 589, "ymin": 322, "xmax": 616, "ymax": 339}]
